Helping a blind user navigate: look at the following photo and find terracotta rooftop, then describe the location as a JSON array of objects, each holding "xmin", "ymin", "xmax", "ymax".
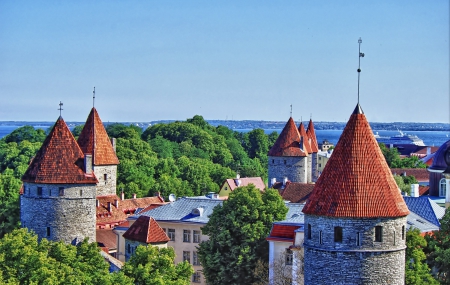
[
  {"xmin": 22, "ymin": 117, "xmax": 98, "ymax": 184},
  {"xmin": 268, "ymin": 117, "xmax": 307, "ymax": 157},
  {"xmin": 306, "ymin": 119, "xmax": 319, "ymax": 153},
  {"xmin": 220, "ymin": 177, "xmax": 266, "ymax": 193},
  {"xmin": 298, "ymin": 122, "xmax": 312, "ymax": 154},
  {"xmin": 274, "ymin": 181, "xmax": 315, "ymax": 203},
  {"xmin": 123, "ymin": 216, "xmax": 170, "ymax": 244},
  {"xmin": 390, "ymin": 168, "xmax": 429, "ymax": 183},
  {"xmin": 77, "ymin": 108, "xmax": 119, "ymax": 166},
  {"xmin": 96, "ymin": 229, "xmax": 117, "ymax": 250},
  {"xmin": 266, "ymin": 224, "xmax": 300, "ymax": 242},
  {"xmin": 303, "ymin": 104, "xmax": 410, "ymax": 218},
  {"xmin": 96, "ymin": 194, "xmax": 166, "ymax": 227}
]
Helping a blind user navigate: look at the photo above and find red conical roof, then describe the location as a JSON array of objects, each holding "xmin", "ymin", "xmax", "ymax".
[
  {"xmin": 298, "ymin": 122, "xmax": 312, "ymax": 154},
  {"xmin": 22, "ymin": 117, "xmax": 98, "ymax": 184},
  {"xmin": 302, "ymin": 104, "xmax": 409, "ymax": 218},
  {"xmin": 77, "ymin": 108, "xmax": 119, "ymax": 166},
  {"xmin": 123, "ymin": 216, "xmax": 169, "ymax": 244},
  {"xmin": 268, "ymin": 117, "xmax": 307, "ymax": 157},
  {"xmin": 306, "ymin": 119, "xmax": 319, "ymax": 153}
]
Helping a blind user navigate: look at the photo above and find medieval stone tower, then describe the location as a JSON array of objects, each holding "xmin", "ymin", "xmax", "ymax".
[
  {"xmin": 268, "ymin": 117, "xmax": 319, "ymax": 185},
  {"xmin": 77, "ymin": 108, "xmax": 119, "ymax": 197},
  {"xmin": 21, "ymin": 116, "xmax": 98, "ymax": 244},
  {"xmin": 306, "ymin": 119, "xmax": 319, "ymax": 181},
  {"xmin": 302, "ymin": 104, "xmax": 409, "ymax": 285}
]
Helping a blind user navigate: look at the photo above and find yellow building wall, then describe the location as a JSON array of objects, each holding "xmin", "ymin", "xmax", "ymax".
[{"xmin": 219, "ymin": 182, "xmax": 232, "ymax": 197}]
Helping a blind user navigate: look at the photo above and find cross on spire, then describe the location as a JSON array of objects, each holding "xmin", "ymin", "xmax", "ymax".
[
  {"xmin": 58, "ymin": 101, "xmax": 63, "ymax": 117},
  {"xmin": 290, "ymin": 104, "xmax": 293, "ymax": 117},
  {"xmin": 357, "ymin": 37, "xmax": 365, "ymax": 104}
]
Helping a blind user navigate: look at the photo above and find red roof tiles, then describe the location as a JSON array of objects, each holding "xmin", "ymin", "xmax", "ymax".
[
  {"xmin": 266, "ymin": 224, "xmax": 299, "ymax": 242},
  {"xmin": 306, "ymin": 119, "xmax": 319, "ymax": 153},
  {"xmin": 77, "ymin": 108, "xmax": 119, "ymax": 166},
  {"xmin": 268, "ymin": 117, "xmax": 307, "ymax": 157},
  {"xmin": 221, "ymin": 177, "xmax": 266, "ymax": 193},
  {"xmin": 22, "ymin": 117, "xmax": 98, "ymax": 184},
  {"xmin": 302, "ymin": 105, "xmax": 410, "ymax": 218},
  {"xmin": 123, "ymin": 216, "xmax": 170, "ymax": 244},
  {"xmin": 298, "ymin": 122, "xmax": 312, "ymax": 154},
  {"xmin": 275, "ymin": 182, "xmax": 315, "ymax": 203}
]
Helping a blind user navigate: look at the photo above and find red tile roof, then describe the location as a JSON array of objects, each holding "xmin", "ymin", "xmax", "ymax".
[
  {"xmin": 298, "ymin": 122, "xmax": 312, "ymax": 154},
  {"xmin": 221, "ymin": 177, "xmax": 266, "ymax": 193},
  {"xmin": 77, "ymin": 108, "xmax": 119, "ymax": 166},
  {"xmin": 96, "ymin": 229, "xmax": 118, "ymax": 250},
  {"xmin": 419, "ymin": 186, "xmax": 430, "ymax": 196},
  {"xmin": 306, "ymin": 119, "xmax": 319, "ymax": 153},
  {"xmin": 390, "ymin": 168, "xmax": 429, "ymax": 183},
  {"xmin": 302, "ymin": 105, "xmax": 410, "ymax": 218},
  {"xmin": 266, "ymin": 224, "xmax": 299, "ymax": 242},
  {"xmin": 268, "ymin": 117, "xmax": 307, "ymax": 157},
  {"xmin": 123, "ymin": 216, "xmax": 170, "ymax": 244},
  {"xmin": 275, "ymin": 182, "xmax": 315, "ymax": 203},
  {"xmin": 96, "ymin": 195, "xmax": 166, "ymax": 227},
  {"xmin": 22, "ymin": 117, "xmax": 98, "ymax": 184}
]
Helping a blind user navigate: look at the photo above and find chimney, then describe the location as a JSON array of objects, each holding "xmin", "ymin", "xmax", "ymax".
[
  {"xmin": 154, "ymin": 191, "xmax": 161, "ymax": 197},
  {"xmin": 283, "ymin": 177, "xmax": 288, "ymax": 186},
  {"xmin": 133, "ymin": 193, "xmax": 136, "ymax": 199},
  {"xmin": 96, "ymin": 199, "xmax": 99, "ymax": 207},
  {"xmin": 121, "ymin": 191, "xmax": 125, "ymax": 200},
  {"xmin": 84, "ymin": 154, "xmax": 93, "ymax": 174},
  {"xmin": 427, "ymin": 147, "xmax": 431, "ymax": 155},
  {"xmin": 235, "ymin": 178, "xmax": 241, "ymax": 187},
  {"xmin": 114, "ymin": 199, "xmax": 119, "ymax": 208},
  {"xmin": 107, "ymin": 202, "xmax": 112, "ymax": 212},
  {"xmin": 236, "ymin": 173, "xmax": 240, "ymax": 179},
  {"xmin": 270, "ymin": 178, "xmax": 276, "ymax": 188},
  {"xmin": 111, "ymin": 138, "xmax": 117, "ymax": 153},
  {"xmin": 410, "ymin": 184, "xmax": 419, "ymax": 197}
]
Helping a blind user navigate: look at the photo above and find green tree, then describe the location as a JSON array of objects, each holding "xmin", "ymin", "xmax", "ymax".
[
  {"xmin": 426, "ymin": 209, "xmax": 450, "ymax": 284},
  {"xmin": 405, "ymin": 228, "xmax": 438, "ymax": 285},
  {"xmin": 0, "ymin": 170, "xmax": 21, "ymax": 238},
  {"xmin": 379, "ymin": 143, "xmax": 427, "ymax": 168},
  {"xmin": 2, "ymin": 126, "xmax": 46, "ymax": 144},
  {"xmin": 122, "ymin": 245, "xmax": 193, "ymax": 285},
  {"xmin": 71, "ymin": 124, "xmax": 85, "ymax": 137},
  {"xmin": 106, "ymin": 123, "xmax": 142, "ymax": 140},
  {"xmin": 198, "ymin": 185, "xmax": 288, "ymax": 285}
]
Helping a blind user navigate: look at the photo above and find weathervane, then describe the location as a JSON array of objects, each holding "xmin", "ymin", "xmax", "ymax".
[
  {"xmin": 93, "ymin": 87, "xmax": 96, "ymax": 108},
  {"xmin": 290, "ymin": 104, "xmax": 293, "ymax": 117},
  {"xmin": 357, "ymin": 37, "xmax": 365, "ymax": 104},
  {"xmin": 58, "ymin": 101, "xmax": 63, "ymax": 117}
]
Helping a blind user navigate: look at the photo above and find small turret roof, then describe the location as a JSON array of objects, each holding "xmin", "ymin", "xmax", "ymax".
[
  {"xmin": 268, "ymin": 117, "xmax": 307, "ymax": 157},
  {"xmin": 123, "ymin": 216, "xmax": 169, "ymax": 244},
  {"xmin": 298, "ymin": 122, "xmax": 312, "ymax": 154},
  {"xmin": 22, "ymin": 117, "xmax": 98, "ymax": 184},
  {"xmin": 302, "ymin": 104, "xmax": 409, "ymax": 218},
  {"xmin": 77, "ymin": 108, "xmax": 119, "ymax": 166},
  {"xmin": 306, "ymin": 119, "xmax": 319, "ymax": 153}
]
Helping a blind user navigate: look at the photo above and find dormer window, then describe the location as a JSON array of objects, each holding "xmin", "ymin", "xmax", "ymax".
[{"xmin": 192, "ymin": 208, "xmax": 204, "ymax": 216}]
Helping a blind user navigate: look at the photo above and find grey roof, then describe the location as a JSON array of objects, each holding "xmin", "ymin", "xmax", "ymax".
[
  {"xmin": 274, "ymin": 203, "xmax": 305, "ymax": 225},
  {"xmin": 134, "ymin": 196, "xmax": 223, "ymax": 224},
  {"xmin": 407, "ymin": 211, "xmax": 440, "ymax": 233},
  {"xmin": 403, "ymin": 196, "xmax": 445, "ymax": 227}
]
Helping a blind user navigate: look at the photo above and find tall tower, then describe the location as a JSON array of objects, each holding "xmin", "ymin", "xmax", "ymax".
[
  {"xmin": 21, "ymin": 116, "xmax": 98, "ymax": 244},
  {"xmin": 77, "ymin": 108, "xmax": 119, "ymax": 196},
  {"xmin": 298, "ymin": 121, "xmax": 313, "ymax": 183},
  {"xmin": 302, "ymin": 104, "xmax": 409, "ymax": 284},
  {"xmin": 268, "ymin": 117, "xmax": 309, "ymax": 185},
  {"xmin": 306, "ymin": 119, "xmax": 319, "ymax": 182}
]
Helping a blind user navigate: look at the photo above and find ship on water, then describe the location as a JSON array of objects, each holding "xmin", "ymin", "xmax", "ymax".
[{"xmin": 374, "ymin": 130, "xmax": 425, "ymax": 146}]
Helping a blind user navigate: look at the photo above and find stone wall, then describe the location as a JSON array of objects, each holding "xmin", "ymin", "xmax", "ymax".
[
  {"xmin": 93, "ymin": 165, "xmax": 117, "ymax": 196},
  {"xmin": 268, "ymin": 156, "xmax": 308, "ymax": 183},
  {"xmin": 303, "ymin": 215, "xmax": 407, "ymax": 284},
  {"xmin": 311, "ymin": 152, "xmax": 318, "ymax": 182},
  {"xmin": 21, "ymin": 182, "xmax": 96, "ymax": 244}
]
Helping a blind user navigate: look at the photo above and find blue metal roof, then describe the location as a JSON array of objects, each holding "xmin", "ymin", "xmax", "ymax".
[
  {"xmin": 274, "ymin": 203, "xmax": 305, "ymax": 225},
  {"xmin": 403, "ymin": 196, "xmax": 445, "ymax": 227},
  {"xmin": 406, "ymin": 211, "xmax": 440, "ymax": 233}
]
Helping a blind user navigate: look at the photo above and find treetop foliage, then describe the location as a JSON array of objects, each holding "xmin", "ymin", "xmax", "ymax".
[{"xmin": 379, "ymin": 143, "xmax": 427, "ymax": 168}]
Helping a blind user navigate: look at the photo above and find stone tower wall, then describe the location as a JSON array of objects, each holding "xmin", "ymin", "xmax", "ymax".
[
  {"xmin": 268, "ymin": 156, "xmax": 308, "ymax": 183},
  {"xmin": 21, "ymin": 182, "xmax": 96, "ymax": 244},
  {"xmin": 311, "ymin": 152, "xmax": 318, "ymax": 182},
  {"xmin": 93, "ymin": 165, "xmax": 117, "ymax": 196},
  {"xmin": 303, "ymin": 215, "xmax": 407, "ymax": 285},
  {"xmin": 306, "ymin": 154, "xmax": 312, "ymax": 183}
]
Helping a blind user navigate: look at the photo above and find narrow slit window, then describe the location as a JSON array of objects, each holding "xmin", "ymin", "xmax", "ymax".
[
  {"xmin": 46, "ymin": 227, "xmax": 51, "ymax": 237},
  {"xmin": 375, "ymin": 226, "xmax": 383, "ymax": 242},
  {"xmin": 356, "ymin": 232, "xmax": 361, "ymax": 246},
  {"xmin": 37, "ymin": 187, "xmax": 42, "ymax": 196},
  {"xmin": 319, "ymin": 230, "xmax": 323, "ymax": 245},
  {"xmin": 334, "ymin": 226, "xmax": 343, "ymax": 243},
  {"xmin": 307, "ymin": 224, "xmax": 312, "ymax": 239},
  {"xmin": 402, "ymin": 225, "xmax": 405, "ymax": 240}
]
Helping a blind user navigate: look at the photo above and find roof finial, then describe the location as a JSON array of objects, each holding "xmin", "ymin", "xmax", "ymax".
[
  {"xmin": 290, "ymin": 104, "xmax": 292, "ymax": 118},
  {"xmin": 357, "ymin": 37, "xmax": 365, "ymax": 104},
  {"xmin": 310, "ymin": 113, "xmax": 312, "ymax": 120},
  {"xmin": 58, "ymin": 101, "xmax": 63, "ymax": 117},
  {"xmin": 93, "ymin": 87, "xmax": 95, "ymax": 108}
]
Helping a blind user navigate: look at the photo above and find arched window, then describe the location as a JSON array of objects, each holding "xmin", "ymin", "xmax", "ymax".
[{"xmin": 440, "ymin": 178, "xmax": 447, "ymax": 197}]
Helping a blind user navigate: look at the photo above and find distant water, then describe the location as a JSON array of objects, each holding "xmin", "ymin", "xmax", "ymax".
[{"xmin": 0, "ymin": 125, "xmax": 449, "ymax": 147}]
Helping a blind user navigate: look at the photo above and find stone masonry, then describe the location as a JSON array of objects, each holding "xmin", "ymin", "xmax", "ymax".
[
  {"xmin": 93, "ymin": 165, "xmax": 117, "ymax": 196},
  {"xmin": 268, "ymin": 156, "xmax": 308, "ymax": 184}
]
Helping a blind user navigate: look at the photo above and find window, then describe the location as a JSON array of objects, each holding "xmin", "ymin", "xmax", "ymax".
[
  {"xmin": 375, "ymin": 226, "xmax": 383, "ymax": 242},
  {"xmin": 193, "ymin": 251, "xmax": 200, "ymax": 265},
  {"xmin": 334, "ymin": 226, "xmax": 343, "ymax": 243},
  {"xmin": 168, "ymin": 229, "xmax": 175, "ymax": 241},
  {"xmin": 192, "ymin": 271, "xmax": 201, "ymax": 283},
  {"xmin": 402, "ymin": 225, "xmax": 405, "ymax": 240},
  {"xmin": 37, "ymin": 187, "xmax": 42, "ymax": 196},
  {"xmin": 319, "ymin": 163, "xmax": 322, "ymax": 167},
  {"xmin": 59, "ymin": 187, "xmax": 64, "ymax": 196},
  {"xmin": 183, "ymin": 251, "xmax": 190, "ymax": 263},
  {"xmin": 79, "ymin": 189, "xmax": 83, "ymax": 196},
  {"xmin": 104, "ymin": 174, "xmax": 108, "ymax": 181},
  {"xmin": 46, "ymin": 227, "xmax": 51, "ymax": 237},
  {"xmin": 319, "ymin": 230, "xmax": 323, "ymax": 244},
  {"xmin": 307, "ymin": 224, "xmax": 311, "ymax": 239},
  {"xmin": 193, "ymin": 230, "xmax": 201, "ymax": 243},
  {"xmin": 393, "ymin": 230, "xmax": 396, "ymax": 245},
  {"xmin": 272, "ymin": 159, "xmax": 274, "ymax": 164},
  {"xmin": 440, "ymin": 178, "xmax": 446, "ymax": 197},
  {"xmin": 127, "ymin": 244, "xmax": 131, "ymax": 253},
  {"xmin": 183, "ymin": 230, "xmax": 191, "ymax": 242},
  {"xmin": 356, "ymin": 232, "xmax": 361, "ymax": 246},
  {"xmin": 284, "ymin": 160, "xmax": 287, "ymax": 165},
  {"xmin": 285, "ymin": 249, "xmax": 293, "ymax": 265}
]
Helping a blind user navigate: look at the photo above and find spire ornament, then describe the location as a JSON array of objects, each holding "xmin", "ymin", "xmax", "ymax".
[
  {"xmin": 357, "ymin": 37, "xmax": 365, "ymax": 104},
  {"xmin": 58, "ymin": 101, "xmax": 63, "ymax": 117}
]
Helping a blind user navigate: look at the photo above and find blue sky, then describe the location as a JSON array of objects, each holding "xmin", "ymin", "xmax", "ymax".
[{"xmin": 0, "ymin": 1, "xmax": 448, "ymax": 123}]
